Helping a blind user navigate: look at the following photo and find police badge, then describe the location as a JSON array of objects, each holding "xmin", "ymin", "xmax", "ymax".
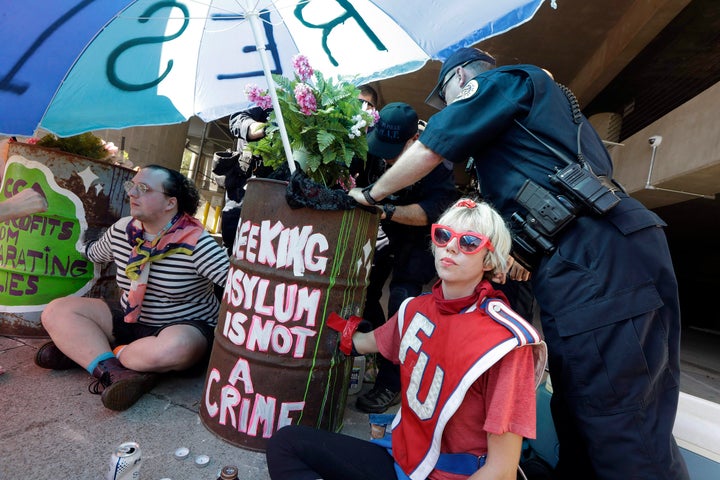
[{"xmin": 456, "ymin": 79, "xmax": 479, "ymax": 101}]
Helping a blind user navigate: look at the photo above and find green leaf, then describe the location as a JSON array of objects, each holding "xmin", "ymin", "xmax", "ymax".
[
  {"xmin": 305, "ymin": 152, "xmax": 322, "ymax": 172},
  {"xmin": 316, "ymin": 130, "xmax": 334, "ymax": 152}
]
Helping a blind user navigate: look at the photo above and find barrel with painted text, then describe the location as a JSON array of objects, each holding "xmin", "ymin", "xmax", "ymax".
[{"xmin": 200, "ymin": 178, "xmax": 379, "ymax": 451}]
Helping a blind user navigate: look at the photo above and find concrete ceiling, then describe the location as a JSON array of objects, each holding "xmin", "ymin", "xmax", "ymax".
[
  {"xmin": 372, "ymin": 0, "xmax": 693, "ymax": 122},
  {"xmin": 370, "ymin": 0, "xmax": 720, "ymax": 212}
]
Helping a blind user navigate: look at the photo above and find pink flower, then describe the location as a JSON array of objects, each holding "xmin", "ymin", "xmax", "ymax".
[
  {"xmin": 292, "ymin": 55, "xmax": 314, "ymax": 82},
  {"xmin": 26, "ymin": 137, "xmax": 39, "ymax": 144},
  {"xmin": 102, "ymin": 140, "xmax": 119, "ymax": 157},
  {"xmin": 245, "ymin": 84, "xmax": 273, "ymax": 110},
  {"xmin": 294, "ymin": 83, "xmax": 317, "ymax": 115},
  {"xmin": 337, "ymin": 174, "xmax": 357, "ymax": 191}
]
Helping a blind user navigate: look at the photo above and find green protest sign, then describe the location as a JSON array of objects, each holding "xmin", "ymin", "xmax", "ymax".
[{"xmin": 0, "ymin": 160, "xmax": 95, "ymax": 310}]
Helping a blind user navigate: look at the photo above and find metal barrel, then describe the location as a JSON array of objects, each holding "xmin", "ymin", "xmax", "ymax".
[
  {"xmin": 200, "ymin": 178, "xmax": 378, "ymax": 451},
  {"xmin": 0, "ymin": 142, "xmax": 133, "ymax": 336}
]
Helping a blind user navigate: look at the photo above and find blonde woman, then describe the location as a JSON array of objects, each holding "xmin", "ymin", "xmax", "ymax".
[{"xmin": 267, "ymin": 198, "xmax": 546, "ymax": 480}]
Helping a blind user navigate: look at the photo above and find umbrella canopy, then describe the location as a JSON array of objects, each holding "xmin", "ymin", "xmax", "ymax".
[{"xmin": 0, "ymin": 0, "xmax": 545, "ymax": 138}]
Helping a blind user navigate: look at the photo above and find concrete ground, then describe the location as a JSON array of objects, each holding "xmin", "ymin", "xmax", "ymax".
[
  {"xmin": 0, "ymin": 336, "xmax": 386, "ymax": 480},
  {"xmin": 1, "ymin": 326, "xmax": 717, "ymax": 480}
]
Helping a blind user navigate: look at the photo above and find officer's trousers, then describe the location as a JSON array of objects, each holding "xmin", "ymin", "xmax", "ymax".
[{"xmin": 531, "ymin": 197, "xmax": 689, "ymax": 480}]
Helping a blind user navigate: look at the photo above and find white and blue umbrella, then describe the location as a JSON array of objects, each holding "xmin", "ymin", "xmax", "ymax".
[{"xmin": 0, "ymin": 0, "xmax": 545, "ymax": 139}]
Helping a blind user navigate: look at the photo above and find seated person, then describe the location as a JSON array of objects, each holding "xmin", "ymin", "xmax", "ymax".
[
  {"xmin": 35, "ymin": 165, "xmax": 229, "ymax": 411},
  {"xmin": 266, "ymin": 198, "xmax": 547, "ymax": 480}
]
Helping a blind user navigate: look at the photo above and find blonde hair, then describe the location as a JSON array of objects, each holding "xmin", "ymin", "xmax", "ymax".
[{"xmin": 433, "ymin": 198, "xmax": 511, "ymax": 277}]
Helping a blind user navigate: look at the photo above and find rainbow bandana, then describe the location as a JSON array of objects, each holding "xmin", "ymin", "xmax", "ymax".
[{"xmin": 124, "ymin": 213, "xmax": 204, "ymax": 323}]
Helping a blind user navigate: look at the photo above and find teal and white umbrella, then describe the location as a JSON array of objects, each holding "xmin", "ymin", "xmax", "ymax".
[{"xmin": 1, "ymin": 0, "xmax": 545, "ymax": 140}]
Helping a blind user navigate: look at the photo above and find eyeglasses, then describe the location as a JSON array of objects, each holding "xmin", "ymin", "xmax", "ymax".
[
  {"xmin": 438, "ymin": 73, "xmax": 457, "ymax": 104},
  {"xmin": 123, "ymin": 180, "xmax": 168, "ymax": 197},
  {"xmin": 438, "ymin": 60, "xmax": 475, "ymax": 104},
  {"xmin": 431, "ymin": 224, "xmax": 494, "ymax": 254}
]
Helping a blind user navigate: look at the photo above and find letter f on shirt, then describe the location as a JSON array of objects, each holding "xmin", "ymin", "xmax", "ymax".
[{"xmin": 400, "ymin": 313, "xmax": 444, "ymax": 420}]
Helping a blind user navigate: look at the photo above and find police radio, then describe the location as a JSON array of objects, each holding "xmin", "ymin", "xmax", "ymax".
[
  {"xmin": 508, "ymin": 84, "xmax": 624, "ymax": 270},
  {"xmin": 550, "ymin": 163, "xmax": 619, "ymax": 215},
  {"xmin": 515, "ymin": 180, "xmax": 575, "ymax": 238},
  {"xmin": 510, "ymin": 180, "xmax": 576, "ymax": 271}
]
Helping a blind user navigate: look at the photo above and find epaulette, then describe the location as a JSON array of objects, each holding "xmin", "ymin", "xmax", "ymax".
[{"xmin": 480, "ymin": 298, "xmax": 541, "ymax": 346}]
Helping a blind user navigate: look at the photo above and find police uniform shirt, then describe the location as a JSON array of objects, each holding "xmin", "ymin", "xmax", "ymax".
[{"xmin": 419, "ymin": 64, "xmax": 613, "ymax": 219}]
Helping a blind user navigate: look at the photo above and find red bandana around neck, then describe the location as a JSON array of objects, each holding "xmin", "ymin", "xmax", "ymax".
[{"xmin": 431, "ymin": 279, "xmax": 508, "ymax": 315}]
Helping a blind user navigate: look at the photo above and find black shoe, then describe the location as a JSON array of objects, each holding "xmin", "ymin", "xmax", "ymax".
[
  {"xmin": 34, "ymin": 341, "xmax": 78, "ymax": 370},
  {"xmin": 89, "ymin": 358, "xmax": 157, "ymax": 411},
  {"xmin": 356, "ymin": 385, "xmax": 400, "ymax": 413}
]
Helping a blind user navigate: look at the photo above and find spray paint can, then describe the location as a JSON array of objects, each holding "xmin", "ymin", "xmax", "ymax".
[{"xmin": 106, "ymin": 441, "xmax": 142, "ymax": 480}]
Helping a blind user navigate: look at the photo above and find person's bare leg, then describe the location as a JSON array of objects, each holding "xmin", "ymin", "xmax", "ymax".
[
  {"xmin": 41, "ymin": 297, "xmax": 114, "ymax": 370},
  {"xmin": 117, "ymin": 324, "xmax": 207, "ymax": 372}
]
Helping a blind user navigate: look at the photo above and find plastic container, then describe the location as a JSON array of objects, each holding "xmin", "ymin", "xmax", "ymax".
[{"xmin": 348, "ymin": 355, "xmax": 366, "ymax": 395}]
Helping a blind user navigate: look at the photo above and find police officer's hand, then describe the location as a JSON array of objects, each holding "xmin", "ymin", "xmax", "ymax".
[
  {"xmin": 348, "ymin": 188, "xmax": 368, "ymax": 206},
  {"xmin": 490, "ymin": 269, "xmax": 507, "ymax": 284}
]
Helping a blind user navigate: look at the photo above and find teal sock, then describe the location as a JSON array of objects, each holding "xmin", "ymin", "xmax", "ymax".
[{"xmin": 87, "ymin": 352, "xmax": 115, "ymax": 374}]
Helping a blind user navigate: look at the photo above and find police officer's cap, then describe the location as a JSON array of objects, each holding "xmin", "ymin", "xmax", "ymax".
[
  {"xmin": 425, "ymin": 47, "xmax": 496, "ymax": 110},
  {"xmin": 367, "ymin": 102, "xmax": 418, "ymax": 160}
]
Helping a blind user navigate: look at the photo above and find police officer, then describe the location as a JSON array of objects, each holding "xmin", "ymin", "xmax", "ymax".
[{"xmin": 350, "ymin": 47, "xmax": 689, "ymax": 480}]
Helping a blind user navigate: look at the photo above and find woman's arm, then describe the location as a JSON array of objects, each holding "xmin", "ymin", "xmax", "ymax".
[
  {"xmin": 468, "ymin": 431, "xmax": 523, "ymax": 480},
  {"xmin": 351, "ymin": 330, "xmax": 378, "ymax": 355}
]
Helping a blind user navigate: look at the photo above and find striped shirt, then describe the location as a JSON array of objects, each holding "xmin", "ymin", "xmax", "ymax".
[{"xmin": 87, "ymin": 216, "xmax": 229, "ymax": 327}]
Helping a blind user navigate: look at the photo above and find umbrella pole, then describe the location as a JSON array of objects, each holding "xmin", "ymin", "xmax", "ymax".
[{"xmin": 246, "ymin": 10, "xmax": 295, "ymax": 174}]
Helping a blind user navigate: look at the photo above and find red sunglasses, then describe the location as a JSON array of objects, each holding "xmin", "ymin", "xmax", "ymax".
[{"xmin": 431, "ymin": 224, "xmax": 494, "ymax": 254}]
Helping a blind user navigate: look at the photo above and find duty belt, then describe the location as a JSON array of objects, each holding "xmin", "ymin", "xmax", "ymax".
[{"xmin": 510, "ymin": 175, "xmax": 624, "ymax": 271}]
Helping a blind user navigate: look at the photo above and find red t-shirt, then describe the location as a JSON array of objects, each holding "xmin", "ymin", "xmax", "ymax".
[{"xmin": 374, "ymin": 300, "xmax": 537, "ymax": 480}]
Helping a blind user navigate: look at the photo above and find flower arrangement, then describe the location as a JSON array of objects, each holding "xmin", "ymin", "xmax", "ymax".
[{"xmin": 245, "ymin": 55, "xmax": 378, "ymax": 189}]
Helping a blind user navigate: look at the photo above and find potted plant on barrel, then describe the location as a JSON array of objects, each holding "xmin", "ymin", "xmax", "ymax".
[{"xmin": 244, "ymin": 55, "xmax": 378, "ymax": 208}]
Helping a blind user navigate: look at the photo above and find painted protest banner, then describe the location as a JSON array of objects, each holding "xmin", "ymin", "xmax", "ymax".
[
  {"xmin": 0, "ymin": 142, "xmax": 133, "ymax": 336},
  {"xmin": 0, "ymin": 158, "xmax": 95, "ymax": 311}
]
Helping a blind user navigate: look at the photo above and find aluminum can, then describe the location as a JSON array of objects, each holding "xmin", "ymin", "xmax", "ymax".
[{"xmin": 106, "ymin": 441, "xmax": 142, "ymax": 480}]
